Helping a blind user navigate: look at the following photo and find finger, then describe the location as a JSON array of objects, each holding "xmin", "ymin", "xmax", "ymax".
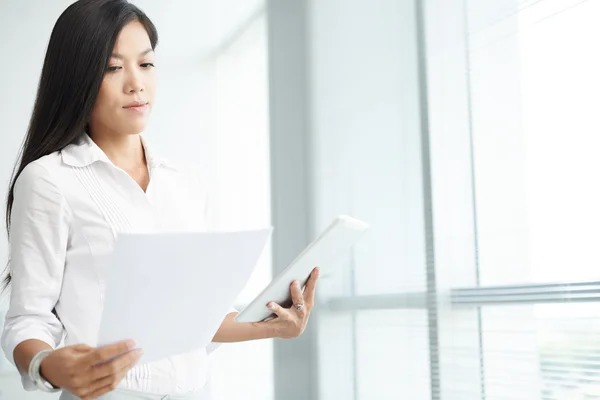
[
  {"xmin": 89, "ymin": 349, "xmax": 142, "ymax": 381},
  {"xmin": 267, "ymin": 302, "xmax": 287, "ymax": 317},
  {"xmin": 83, "ymin": 339, "xmax": 137, "ymax": 367},
  {"xmin": 80, "ymin": 375, "xmax": 124, "ymax": 400},
  {"xmin": 303, "ymin": 267, "xmax": 320, "ymax": 306},
  {"xmin": 76, "ymin": 372, "xmax": 122, "ymax": 399},
  {"xmin": 290, "ymin": 280, "xmax": 304, "ymax": 307},
  {"xmin": 81, "ymin": 354, "xmax": 138, "ymax": 399}
]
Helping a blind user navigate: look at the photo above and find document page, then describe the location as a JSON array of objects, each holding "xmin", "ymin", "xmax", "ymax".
[{"xmin": 97, "ymin": 229, "xmax": 271, "ymax": 363}]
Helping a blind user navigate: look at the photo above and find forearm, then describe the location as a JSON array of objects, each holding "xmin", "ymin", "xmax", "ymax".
[
  {"xmin": 212, "ymin": 313, "xmax": 278, "ymax": 343},
  {"xmin": 13, "ymin": 339, "xmax": 53, "ymax": 374}
]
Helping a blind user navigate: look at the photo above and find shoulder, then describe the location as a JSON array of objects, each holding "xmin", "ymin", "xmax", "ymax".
[
  {"xmin": 15, "ymin": 153, "xmax": 63, "ymax": 191},
  {"xmin": 10, "ymin": 153, "xmax": 72, "ymax": 222},
  {"xmin": 12, "ymin": 153, "xmax": 71, "ymax": 215}
]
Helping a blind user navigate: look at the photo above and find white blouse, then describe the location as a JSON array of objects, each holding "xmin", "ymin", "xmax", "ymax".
[{"xmin": 1, "ymin": 133, "xmax": 231, "ymax": 396}]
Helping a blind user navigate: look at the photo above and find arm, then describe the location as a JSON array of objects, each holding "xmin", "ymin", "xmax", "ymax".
[
  {"xmin": 1, "ymin": 163, "xmax": 69, "ymax": 383},
  {"xmin": 1, "ymin": 163, "xmax": 144, "ymax": 399},
  {"xmin": 212, "ymin": 267, "xmax": 320, "ymax": 343},
  {"xmin": 211, "ymin": 313, "xmax": 277, "ymax": 342},
  {"xmin": 13, "ymin": 340, "xmax": 53, "ymax": 377}
]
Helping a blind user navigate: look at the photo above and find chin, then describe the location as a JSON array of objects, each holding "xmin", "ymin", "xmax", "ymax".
[{"xmin": 122, "ymin": 121, "xmax": 149, "ymax": 135}]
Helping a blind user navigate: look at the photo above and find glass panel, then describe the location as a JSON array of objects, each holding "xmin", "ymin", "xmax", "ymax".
[
  {"xmin": 467, "ymin": 0, "xmax": 600, "ymax": 285},
  {"xmin": 438, "ymin": 308, "xmax": 483, "ymax": 400},
  {"xmin": 308, "ymin": 0, "xmax": 425, "ymax": 300},
  {"xmin": 317, "ymin": 311, "xmax": 356, "ymax": 400},
  {"xmin": 356, "ymin": 310, "xmax": 431, "ymax": 399},
  {"xmin": 318, "ymin": 309, "xmax": 431, "ymax": 400},
  {"xmin": 481, "ymin": 303, "xmax": 600, "ymax": 399}
]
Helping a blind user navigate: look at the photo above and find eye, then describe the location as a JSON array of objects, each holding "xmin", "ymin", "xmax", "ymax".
[
  {"xmin": 141, "ymin": 63, "xmax": 155, "ymax": 69},
  {"xmin": 106, "ymin": 66, "xmax": 122, "ymax": 72}
]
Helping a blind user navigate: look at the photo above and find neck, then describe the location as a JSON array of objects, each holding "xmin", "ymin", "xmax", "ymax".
[{"xmin": 89, "ymin": 132, "xmax": 146, "ymax": 171}]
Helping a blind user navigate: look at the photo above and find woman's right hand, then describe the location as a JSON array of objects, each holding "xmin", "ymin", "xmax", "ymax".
[{"xmin": 39, "ymin": 339, "xmax": 142, "ymax": 400}]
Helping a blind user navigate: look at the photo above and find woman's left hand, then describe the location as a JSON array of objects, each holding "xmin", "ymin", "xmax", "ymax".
[{"xmin": 263, "ymin": 267, "xmax": 320, "ymax": 339}]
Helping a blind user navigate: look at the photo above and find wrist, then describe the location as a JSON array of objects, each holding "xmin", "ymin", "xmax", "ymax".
[
  {"xmin": 29, "ymin": 350, "xmax": 60, "ymax": 392},
  {"xmin": 252, "ymin": 321, "xmax": 279, "ymax": 340},
  {"xmin": 39, "ymin": 356, "xmax": 56, "ymax": 387}
]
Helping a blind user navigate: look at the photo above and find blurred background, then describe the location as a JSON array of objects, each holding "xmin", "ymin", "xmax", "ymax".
[{"xmin": 2, "ymin": 0, "xmax": 600, "ymax": 399}]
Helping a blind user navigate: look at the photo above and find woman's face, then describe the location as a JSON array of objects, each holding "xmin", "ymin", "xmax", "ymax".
[{"xmin": 89, "ymin": 21, "xmax": 156, "ymax": 137}]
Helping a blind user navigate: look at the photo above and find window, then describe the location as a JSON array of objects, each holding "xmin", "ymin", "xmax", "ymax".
[
  {"xmin": 428, "ymin": 0, "xmax": 600, "ymax": 398},
  {"xmin": 306, "ymin": 0, "xmax": 600, "ymax": 398},
  {"xmin": 467, "ymin": 0, "xmax": 600, "ymax": 286}
]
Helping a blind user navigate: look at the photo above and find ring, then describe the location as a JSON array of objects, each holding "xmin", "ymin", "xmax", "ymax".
[{"xmin": 295, "ymin": 303, "xmax": 304, "ymax": 312}]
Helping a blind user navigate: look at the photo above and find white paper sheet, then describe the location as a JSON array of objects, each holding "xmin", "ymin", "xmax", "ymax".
[{"xmin": 97, "ymin": 229, "xmax": 271, "ymax": 364}]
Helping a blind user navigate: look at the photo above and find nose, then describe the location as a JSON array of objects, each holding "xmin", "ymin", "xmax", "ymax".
[{"xmin": 124, "ymin": 69, "xmax": 144, "ymax": 94}]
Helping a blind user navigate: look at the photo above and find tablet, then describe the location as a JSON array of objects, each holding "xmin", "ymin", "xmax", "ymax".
[{"xmin": 235, "ymin": 215, "xmax": 369, "ymax": 323}]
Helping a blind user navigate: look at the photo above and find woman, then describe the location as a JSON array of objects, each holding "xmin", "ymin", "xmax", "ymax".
[{"xmin": 0, "ymin": 1, "xmax": 319, "ymax": 399}]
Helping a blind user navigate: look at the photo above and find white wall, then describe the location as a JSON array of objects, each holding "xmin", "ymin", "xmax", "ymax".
[{"xmin": 0, "ymin": 1, "xmax": 272, "ymax": 399}]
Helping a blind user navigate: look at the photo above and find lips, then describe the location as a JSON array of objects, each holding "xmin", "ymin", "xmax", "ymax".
[
  {"xmin": 124, "ymin": 101, "xmax": 148, "ymax": 109},
  {"xmin": 123, "ymin": 101, "xmax": 149, "ymax": 113}
]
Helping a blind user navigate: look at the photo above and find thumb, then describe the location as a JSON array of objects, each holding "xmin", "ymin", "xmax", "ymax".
[{"xmin": 267, "ymin": 302, "xmax": 286, "ymax": 317}]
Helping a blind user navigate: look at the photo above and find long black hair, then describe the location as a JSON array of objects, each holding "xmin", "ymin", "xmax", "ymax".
[{"xmin": 1, "ymin": 0, "xmax": 158, "ymax": 292}]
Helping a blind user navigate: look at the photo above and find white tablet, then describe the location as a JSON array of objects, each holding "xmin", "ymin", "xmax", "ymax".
[{"xmin": 235, "ymin": 215, "xmax": 369, "ymax": 323}]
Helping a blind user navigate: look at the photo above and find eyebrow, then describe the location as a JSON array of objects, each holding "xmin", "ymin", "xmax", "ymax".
[{"xmin": 111, "ymin": 48, "xmax": 154, "ymax": 59}]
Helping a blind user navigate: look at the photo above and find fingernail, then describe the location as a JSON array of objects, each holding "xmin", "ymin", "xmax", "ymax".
[
  {"xmin": 294, "ymin": 281, "xmax": 300, "ymax": 287},
  {"xmin": 127, "ymin": 340, "xmax": 137, "ymax": 349},
  {"xmin": 267, "ymin": 303, "xmax": 274, "ymax": 309}
]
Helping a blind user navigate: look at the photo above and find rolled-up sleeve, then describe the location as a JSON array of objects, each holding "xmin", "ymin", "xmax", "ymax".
[{"xmin": 1, "ymin": 162, "xmax": 70, "ymax": 379}]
